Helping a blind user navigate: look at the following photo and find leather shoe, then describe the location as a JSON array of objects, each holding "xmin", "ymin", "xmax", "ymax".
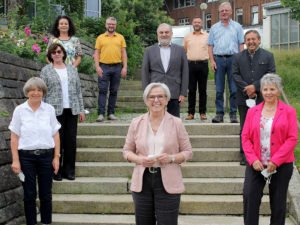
[
  {"xmin": 53, "ymin": 173, "xmax": 62, "ymax": 181},
  {"xmin": 200, "ymin": 114, "xmax": 207, "ymax": 120},
  {"xmin": 240, "ymin": 154, "xmax": 246, "ymax": 166},
  {"xmin": 185, "ymin": 114, "xmax": 194, "ymax": 120},
  {"xmin": 63, "ymin": 174, "xmax": 75, "ymax": 180},
  {"xmin": 230, "ymin": 114, "xmax": 238, "ymax": 123},
  {"xmin": 212, "ymin": 114, "xmax": 224, "ymax": 123}
]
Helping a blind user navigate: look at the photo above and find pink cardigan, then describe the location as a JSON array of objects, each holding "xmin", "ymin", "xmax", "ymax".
[
  {"xmin": 123, "ymin": 112, "xmax": 192, "ymax": 194},
  {"xmin": 242, "ymin": 100, "xmax": 298, "ymax": 167}
]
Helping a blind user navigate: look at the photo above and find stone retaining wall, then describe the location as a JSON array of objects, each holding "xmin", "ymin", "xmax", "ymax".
[{"xmin": 0, "ymin": 51, "xmax": 98, "ymax": 224}]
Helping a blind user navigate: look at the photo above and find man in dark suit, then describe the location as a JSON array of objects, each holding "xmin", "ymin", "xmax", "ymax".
[
  {"xmin": 232, "ymin": 30, "xmax": 276, "ymax": 165},
  {"xmin": 142, "ymin": 23, "xmax": 189, "ymax": 117}
]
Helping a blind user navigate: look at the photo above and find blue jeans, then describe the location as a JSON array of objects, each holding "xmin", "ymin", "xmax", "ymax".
[
  {"xmin": 19, "ymin": 150, "xmax": 54, "ymax": 225},
  {"xmin": 132, "ymin": 169, "xmax": 181, "ymax": 225},
  {"xmin": 214, "ymin": 55, "xmax": 237, "ymax": 114},
  {"xmin": 98, "ymin": 63, "xmax": 122, "ymax": 115}
]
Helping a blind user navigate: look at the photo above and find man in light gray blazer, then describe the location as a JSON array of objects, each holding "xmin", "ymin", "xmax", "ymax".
[{"xmin": 142, "ymin": 23, "xmax": 189, "ymax": 117}]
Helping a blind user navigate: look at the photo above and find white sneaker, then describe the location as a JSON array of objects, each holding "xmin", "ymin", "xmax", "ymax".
[
  {"xmin": 96, "ymin": 114, "xmax": 104, "ymax": 122},
  {"xmin": 108, "ymin": 114, "xmax": 118, "ymax": 120}
]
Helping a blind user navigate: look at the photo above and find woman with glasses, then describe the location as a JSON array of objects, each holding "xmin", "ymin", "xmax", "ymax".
[
  {"xmin": 123, "ymin": 82, "xmax": 192, "ymax": 225},
  {"xmin": 47, "ymin": 15, "xmax": 83, "ymax": 67},
  {"xmin": 41, "ymin": 43, "xmax": 85, "ymax": 181}
]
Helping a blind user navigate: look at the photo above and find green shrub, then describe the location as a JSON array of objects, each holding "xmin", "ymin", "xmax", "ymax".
[{"xmin": 78, "ymin": 55, "xmax": 96, "ymax": 75}]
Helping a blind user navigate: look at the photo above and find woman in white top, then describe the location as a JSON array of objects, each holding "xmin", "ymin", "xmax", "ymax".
[
  {"xmin": 41, "ymin": 43, "xmax": 85, "ymax": 181},
  {"xmin": 9, "ymin": 77, "xmax": 61, "ymax": 225},
  {"xmin": 123, "ymin": 83, "xmax": 192, "ymax": 225}
]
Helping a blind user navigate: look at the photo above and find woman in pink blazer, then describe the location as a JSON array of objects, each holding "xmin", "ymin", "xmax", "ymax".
[
  {"xmin": 242, "ymin": 73, "xmax": 298, "ymax": 225},
  {"xmin": 123, "ymin": 82, "xmax": 192, "ymax": 225}
]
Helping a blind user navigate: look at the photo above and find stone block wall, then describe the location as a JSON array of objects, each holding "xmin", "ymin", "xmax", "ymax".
[{"xmin": 0, "ymin": 50, "xmax": 98, "ymax": 224}]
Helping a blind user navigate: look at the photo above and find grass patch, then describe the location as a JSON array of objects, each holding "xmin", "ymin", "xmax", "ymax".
[
  {"xmin": 273, "ymin": 49, "xmax": 300, "ymax": 170},
  {"xmin": 0, "ymin": 111, "xmax": 9, "ymax": 118}
]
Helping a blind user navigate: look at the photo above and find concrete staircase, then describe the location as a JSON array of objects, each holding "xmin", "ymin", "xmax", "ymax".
[{"xmin": 51, "ymin": 80, "xmax": 298, "ymax": 225}]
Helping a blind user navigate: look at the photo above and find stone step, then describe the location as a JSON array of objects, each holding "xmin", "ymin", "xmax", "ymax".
[
  {"xmin": 53, "ymin": 177, "xmax": 257, "ymax": 195},
  {"xmin": 115, "ymin": 101, "xmax": 216, "ymax": 109},
  {"xmin": 76, "ymin": 148, "xmax": 240, "ymax": 162},
  {"xmin": 77, "ymin": 135, "xmax": 240, "ymax": 148},
  {"xmin": 51, "ymin": 214, "xmax": 296, "ymax": 225},
  {"xmin": 118, "ymin": 89, "xmax": 216, "ymax": 97},
  {"xmin": 117, "ymin": 95, "xmax": 216, "ymax": 102},
  {"xmin": 78, "ymin": 123, "xmax": 240, "ymax": 136},
  {"xmin": 52, "ymin": 194, "xmax": 271, "ymax": 215},
  {"xmin": 75, "ymin": 162, "xmax": 245, "ymax": 178}
]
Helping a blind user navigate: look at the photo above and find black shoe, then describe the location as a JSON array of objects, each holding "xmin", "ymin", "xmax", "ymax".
[
  {"xmin": 240, "ymin": 155, "xmax": 246, "ymax": 166},
  {"xmin": 212, "ymin": 114, "xmax": 224, "ymax": 123},
  {"xmin": 230, "ymin": 114, "xmax": 238, "ymax": 123},
  {"xmin": 63, "ymin": 174, "xmax": 75, "ymax": 180},
  {"xmin": 53, "ymin": 173, "xmax": 62, "ymax": 181}
]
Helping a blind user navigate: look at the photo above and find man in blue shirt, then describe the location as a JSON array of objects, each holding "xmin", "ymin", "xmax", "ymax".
[{"xmin": 208, "ymin": 2, "xmax": 244, "ymax": 123}]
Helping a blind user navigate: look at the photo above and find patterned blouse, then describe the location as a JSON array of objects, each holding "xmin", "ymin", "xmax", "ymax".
[
  {"xmin": 47, "ymin": 36, "xmax": 83, "ymax": 65},
  {"xmin": 260, "ymin": 116, "xmax": 274, "ymax": 166}
]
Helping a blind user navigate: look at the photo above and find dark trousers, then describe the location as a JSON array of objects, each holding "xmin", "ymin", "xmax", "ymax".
[
  {"xmin": 167, "ymin": 99, "xmax": 180, "ymax": 117},
  {"xmin": 98, "ymin": 63, "xmax": 122, "ymax": 116},
  {"xmin": 19, "ymin": 150, "xmax": 53, "ymax": 225},
  {"xmin": 243, "ymin": 163, "xmax": 293, "ymax": 225},
  {"xmin": 57, "ymin": 108, "xmax": 78, "ymax": 177},
  {"xmin": 187, "ymin": 61, "xmax": 208, "ymax": 114},
  {"xmin": 238, "ymin": 105, "xmax": 249, "ymax": 154},
  {"xmin": 132, "ymin": 169, "xmax": 181, "ymax": 225}
]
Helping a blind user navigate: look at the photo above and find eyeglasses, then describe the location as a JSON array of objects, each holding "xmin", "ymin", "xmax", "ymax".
[
  {"xmin": 147, "ymin": 95, "xmax": 166, "ymax": 101},
  {"xmin": 51, "ymin": 50, "xmax": 62, "ymax": 55}
]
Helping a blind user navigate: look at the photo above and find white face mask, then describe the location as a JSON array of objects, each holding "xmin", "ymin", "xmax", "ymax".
[{"xmin": 246, "ymin": 97, "xmax": 256, "ymax": 108}]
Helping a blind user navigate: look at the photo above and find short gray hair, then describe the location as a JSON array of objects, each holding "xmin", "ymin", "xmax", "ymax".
[
  {"xmin": 260, "ymin": 73, "xmax": 283, "ymax": 93},
  {"xmin": 244, "ymin": 29, "xmax": 261, "ymax": 40},
  {"xmin": 157, "ymin": 23, "xmax": 172, "ymax": 33},
  {"xmin": 143, "ymin": 83, "xmax": 171, "ymax": 104},
  {"xmin": 106, "ymin": 16, "xmax": 117, "ymax": 23},
  {"xmin": 23, "ymin": 77, "xmax": 48, "ymax": 97},
  {"xmin": 219, "ymin": 2, "xmax": 232, "ymax": 11}
]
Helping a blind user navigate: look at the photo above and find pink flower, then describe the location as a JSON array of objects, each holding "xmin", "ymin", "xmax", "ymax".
[
  {"xmin": 42, "ymin": 37, "xmax": 49, "ymax": 43},
  {"xmin": 24, "ymin": 27, "xmax": 31, "ymax": 36},
  {"xmin": 32, "ymin": 43, "xmax": 41, "ymax": 54}
]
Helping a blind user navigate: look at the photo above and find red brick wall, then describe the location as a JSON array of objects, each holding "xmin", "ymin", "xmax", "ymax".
[{"xmin": 166, "ymin": 0, "xmax": 276, "ymax": 27}]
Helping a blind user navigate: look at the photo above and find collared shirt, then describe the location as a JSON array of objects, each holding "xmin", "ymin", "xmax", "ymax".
[
  {"xmin": 95, "ymin": 32, "xmax": 126, "ymax": 64},
  {"xmin": 208, "ymin": 19, "xmax": 244, "ymax": 55},
  {"xmin": 55, "ymin": 67, "xmax": 70, "ymax": 108},
  {"xmin": 9, "ymin": 101, "xmax": 61, "ymax": 150},
  {"xmin": 159, "ymin": 44, "xmax": 171, "ymax": 72},
  {"xmin": 183, "ymin": 31, "xmax": 209, "ymax": 61}
]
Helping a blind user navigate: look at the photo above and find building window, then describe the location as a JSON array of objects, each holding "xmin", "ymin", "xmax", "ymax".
[
  {"xmin": 174, "ymin": 0, "xmax": 195, "ymax": 9},
  {"xmin": 271, "ymin": 12, "xmax": 300, "ymax": 49},
  {"xmin": 179, "ymin": 18, "xmax": 190, "ymax": 25},
  {"xmin": 206, "ymin": 14, "xmax": 211, "ymax": 29},
  {"xmin": 236, "ymin": 8, "xmax": 243, "ymax": 25},
  {"xmin": 85, "ymin": 0, "xmax": 101, "ymax": 17},
  {"xmin": 251, "ymin": 6, "xmax": 259, "ymax": 25}
]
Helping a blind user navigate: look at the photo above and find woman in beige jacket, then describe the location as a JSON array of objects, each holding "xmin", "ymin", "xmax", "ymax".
[{"xmin": 123, "ymin": 82, "xmax": 192, "ymax": 225}]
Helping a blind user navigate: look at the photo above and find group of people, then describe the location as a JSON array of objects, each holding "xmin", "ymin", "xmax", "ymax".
[{"xmin": 8, "ymin": 2, "xmax": 298, "ymax": 225}]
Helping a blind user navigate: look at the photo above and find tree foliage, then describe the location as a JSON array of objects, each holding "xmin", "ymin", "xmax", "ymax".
[{"xmin": 281, "ymin": 0, "xmax": 300, "ymax": 21}]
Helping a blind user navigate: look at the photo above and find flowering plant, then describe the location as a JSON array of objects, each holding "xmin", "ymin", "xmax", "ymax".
[{"xmin": 0, "ymin": 26, "xmax": 48, "ymax": 63}]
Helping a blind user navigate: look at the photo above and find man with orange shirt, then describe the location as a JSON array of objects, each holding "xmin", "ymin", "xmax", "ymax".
[
  {"xmin": 94, "ymin": 17, "xmax": 127, "ymax": 122},
  {"xmin": 184, "ymin": 17, "xmax": 209, "ymax": 120}
]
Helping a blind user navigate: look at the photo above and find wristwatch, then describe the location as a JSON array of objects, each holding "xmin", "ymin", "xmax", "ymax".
[{"xmin": 170, "ymin": 155, "xmax": 176, "ymax": 163}]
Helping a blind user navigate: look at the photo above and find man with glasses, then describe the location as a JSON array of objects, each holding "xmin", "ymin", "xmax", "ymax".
[
  {"xmin": 142, "ymin": 23, "xmax": 189, "ymax": 117},
  {"xmin": 94, "ymin": 16, "xmax": 127, "ymax": 122},
  {"xmin": 208, "ymin": 2, "xmax": 244, "ymax": 123}
]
